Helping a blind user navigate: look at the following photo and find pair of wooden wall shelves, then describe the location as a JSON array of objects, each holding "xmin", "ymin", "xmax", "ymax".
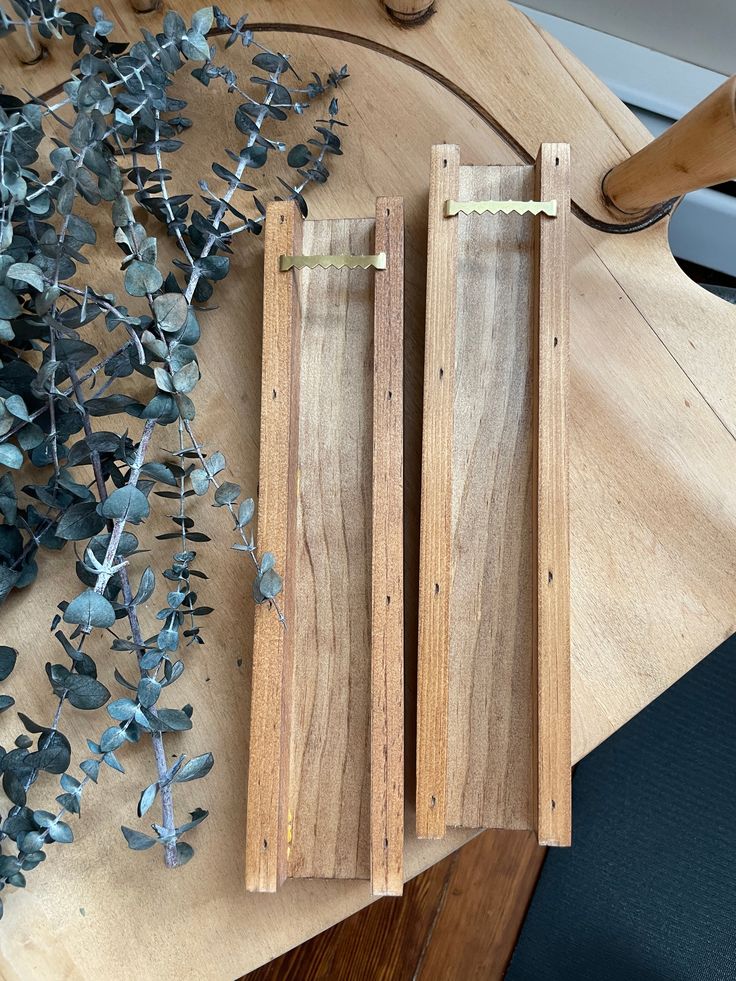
[{"xmin": 246, "ymin": 143, "xmax": 571, "ymax": 897}]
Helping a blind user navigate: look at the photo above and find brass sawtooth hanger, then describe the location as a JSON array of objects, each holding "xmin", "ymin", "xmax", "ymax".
[
  {"xmin": 444, "ymin": 199, "xmax": 558, "ymax": 217},
  {"xmin": 279, "ymin": 252, "xmax": 388, "ymax": 271}
]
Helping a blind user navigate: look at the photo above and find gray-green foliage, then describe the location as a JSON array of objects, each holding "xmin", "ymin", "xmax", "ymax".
[{"xmin": 0, "ymin": 1, "xmax": 348, "ymax": 912}]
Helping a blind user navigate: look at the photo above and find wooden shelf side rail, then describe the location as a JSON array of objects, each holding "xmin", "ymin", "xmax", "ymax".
[
  {"xmin": 416, "ymin": 144, "xmax": 571, "ymax": 846},
  {"xmin": 533, "ymin": 144, "xmax": 572, "ymax": 847},
  {"xmin": 245, "ymin": 198, "xmax": 405, "ymax": 897}
]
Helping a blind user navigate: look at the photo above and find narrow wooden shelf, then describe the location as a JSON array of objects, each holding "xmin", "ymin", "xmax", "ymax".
[
  {"xmin": 246, "ymin": 198, "xmax": 405, "ymax": 896},
  {"xmin": 417, "ymin": 145, "xmax": 571, "ymax": 845}
]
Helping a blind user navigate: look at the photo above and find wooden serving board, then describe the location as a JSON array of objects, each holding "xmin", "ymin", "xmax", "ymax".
[
  {"xmin": 416, "ymin": 145, "xmax": 571, "ymax": 846},
  {"xmin": 246, "ymin": 200, "xmax": 405, "ymax": 897},
  {"xmin": 1, "ymin": 2, "xmax": 735, "ymax": 977}
]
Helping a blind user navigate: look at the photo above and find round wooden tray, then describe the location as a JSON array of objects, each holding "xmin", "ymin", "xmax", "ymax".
[{"xmin": 2, "ymin": 2, "xmax": 735, "ymax": 976}]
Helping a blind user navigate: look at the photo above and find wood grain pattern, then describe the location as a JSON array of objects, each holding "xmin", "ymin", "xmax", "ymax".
[
  {"xmin": 533, "ymin": 145, "xmax": 572, "ymax": 846},
  {"xmin": 417, "ymin": 145, "xmax": 459, "ymax": 839},
  {"xmin": 446, "ymin": 162, "xmax": 535, "ymax": 833},
  {"xmin": 604, "ymin": 76, "xmax": 736, "ymax": 214},
  {"xmin": 385, "ymin": 0, "xmax": 435, "ymax": 21},
  {"xmin": 1, "ymin": 0, "xmax": 659, "ymax": 226},
  {"xmin": 287, "ymin": 218, "xmax": 375, "ymax": 881},
  {"xmin": 243, "ymin": 829, "xmax": 545, "ymax": 981},
  {"xmin": 414, "ymin": 830, "xmax": 545, "ymax": 980},
  {"xmin": 371, "ymin": 198, "xmax": 405, "ymax": 896},
  {"xmin": 246, "ymin": 201, "xmax": 302, "ymax": 892},
  {"xmin": 248, "ymin": 206, "xmax": 405, "ymax": 895},
  {"xmin": 3, "ymin": 6, "xmax": 736, "ymax": 977}
]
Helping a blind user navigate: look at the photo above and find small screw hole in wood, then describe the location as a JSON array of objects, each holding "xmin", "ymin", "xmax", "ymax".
[
  {"xmin": 434, "ymin": 583, "xmax": 440, "ymax": 595},
  {"xmin": 279, "ymin": 215, "xmax": 285, "ymax": 224},
  {"xmin": 384, "ymin": 838, "xmax": 389, "ymax": 850},
  {"xmin": 443, "ymin": 159, "xmax": 447, "ymax": 168},
  {"xmin": 386, "ymin": 595, "xmax": 391, "ymax": 606},
  {"xmin": 272, "ymin": 389, "xmax": 277, "ymax": 400},
  {"xmin": 553, "ymin": 337, "xmax": 558, "ymax": 347},
  {"xmin": 388, "ymin": 390, "xmax": 393, "ymax": 401},
  {"xmin": 263, "ymin": 839, "xmax": 268, "ymax": 850},
  {"xmin": 551, "ymin": 800, "xmax": 556, "ymax": 810},
  {"xmin": 555, "ymin": 157, "xmax": 559, "ymax": 166},
  {"xmin": 548, "ymin": 570, "xmax": 554, "ymax": 584},
  {"xmin": 430, "ymin": 795, "xmax": 437, "ymax": 808},
  {"xmin": 439, "ymin": 367, "xmax": 444, "ymax": 380}
]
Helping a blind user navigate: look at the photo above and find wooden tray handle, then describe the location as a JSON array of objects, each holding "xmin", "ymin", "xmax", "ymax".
[{"xmin": 603, "ymin": 75, "xmax": 736, "ymax": 215}]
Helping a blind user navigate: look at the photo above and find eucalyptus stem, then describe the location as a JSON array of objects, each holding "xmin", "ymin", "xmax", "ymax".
[
  {"xmin": 0, "ymin": 1, "xmax": 349, "ymax": 897},
  {"xmin": 68, "ymin": 368, "xmax": 179, "ymax": 864}
]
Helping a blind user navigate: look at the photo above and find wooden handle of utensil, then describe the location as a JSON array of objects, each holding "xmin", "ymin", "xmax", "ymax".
[
  {"xmin": 385, "ymin": 0, "xmax": 435, "ymax": 24},
  {"xmin": 603, "ymin": 75, "xmax": 736, "ymax": 215}
]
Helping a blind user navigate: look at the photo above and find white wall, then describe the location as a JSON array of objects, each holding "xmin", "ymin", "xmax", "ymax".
[{"xmin": 523, "ymin": 0, "xmax": 735, "ymax": 75}]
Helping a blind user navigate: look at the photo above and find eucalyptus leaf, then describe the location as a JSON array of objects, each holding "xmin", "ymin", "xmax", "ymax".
[
  {"xmin": 46, "ymin": 819, "xmax": 73, "ymax": 844},
  {"xmin": 0, "ymin": 444, "xmax": 23, "ymax": 470},
  {"xmin": 99, "ymin": 726, "xmax": 127, "ymax": 753},
  {"xmin": 137, "ymin": 782, "xmax": 158, "ymax": 817},
  {"xmin": 99, "ymin": 485, "xmax": 150, "ymax": 525},
  {"xmin": 7, "ymin": 263, "xmax": 44, "ymax": 292},
  {"xmin": 152, "ymin": 292, "xmax": 188, "ymax": 332},
  {"xmin": 133, "ymin": 566, "xmax": 156, "ymax": 605},
  {"xmin": 121, "ymin": 826, "xmax": 157, "ymax": 851},
  {"xmin": 107, "ymin": 698, "xmax": 138, "ymax": 722},
  {"xmin": 190, "ymin": 468, "xmax": 209, "ymax": 495},
  {"xmin": 63, "ymin": 590, "xmax": 116, "ymax": 630},
  {"xmin": 124, "ymin": 260, "xmax": 163, "ymax": 298},
  {"xmin": 237, "ymin": 498, "xmax": 255, "ymax": 527},
  {"xmin": 65, "ymin": 674, "xmax": 110, "ymax": 710},
  {"xmin": 258, "ymin": 568, "xmax": 283, "ymax": 600},
  {"xmin": 213, "ymin": 481, "xmax": 239, "ymax": 506},
  {"xmin": 0, "ymin": 646, "xmax": 17, "ymax": 683},
  {"xmin": 173, "ymin": 752, "xmax": 214, "ymax": 783},
  {"xmin": 56, "ymin": 502, "xmax": 106, "ymax": 541},
  {"xmin": 137, "ymin": 677, "xmax": 161, "ymax": 709}
]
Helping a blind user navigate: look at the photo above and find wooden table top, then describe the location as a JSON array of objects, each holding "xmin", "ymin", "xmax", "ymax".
[{"xmin": 1, "ymin": 1, "xmax": 735, "ymax": 977}]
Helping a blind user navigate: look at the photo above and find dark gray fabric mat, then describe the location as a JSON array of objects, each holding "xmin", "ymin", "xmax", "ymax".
[{"xmin": 506, "ymin": 634, "xmax": 736, "ymax": 981}]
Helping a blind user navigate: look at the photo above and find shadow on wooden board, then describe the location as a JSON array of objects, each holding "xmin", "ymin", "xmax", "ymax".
[{"xmin": 243, "ymin": 829, "xmax": 545, "ymax": 981}]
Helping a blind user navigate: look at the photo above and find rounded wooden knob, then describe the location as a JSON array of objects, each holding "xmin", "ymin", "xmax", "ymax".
[
  {"xmin": 6, "ymin": 28, "xmax": 44, "ymax": 65},
  {"xmin": 128, "ymin": 0, "xmax": 160, "ymax": 12},
  {"xmin": 603, "ymin": 75, "xmax": 736, "ymax": 215},
  {"xmin": 385, "ymin": 1, "xmax": 435, "ymax": 25}
]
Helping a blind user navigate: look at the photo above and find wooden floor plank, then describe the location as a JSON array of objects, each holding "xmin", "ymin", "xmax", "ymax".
[
  {"xmin": 243, "ymin": 830, "xmax": 545, "ymax": 980},
  {"xmin": 416, "ymin": 831, "xmax": 545, "ymax": 981}
]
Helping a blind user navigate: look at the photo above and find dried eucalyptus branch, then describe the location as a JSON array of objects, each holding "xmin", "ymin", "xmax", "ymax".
[{"xmin": 0, "ymin": 0, "xmax": 349, "ymax": 908}]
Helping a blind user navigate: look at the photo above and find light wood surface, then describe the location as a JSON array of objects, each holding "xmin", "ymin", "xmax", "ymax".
[
  {"xmin": 246, "ymin": 202, "xmax": 302, "ymax": 893},
  {"xmin": 371, "ymin": 198, "xmax": 405, "ymax": 896},
  {"xmin": 385, "ymin": 0, "xmax": 435, "ymax": 23},
  {"xmin": 533, "ymin": 144, "xmax": 572, "ymax": 847},
  {"xmin": 604, "ymin": 75, "xmax": 736, "ymax": 214},
  {"xmin": 416, "ymin": 145, "xmax": 459, "ymax": 839},
  {"xmin": 2, "ymin": 2, "xmax": 736, "ymax": 977},
  {"xmin": 1, "ymin": 0, "xmax": 662, "ymax": 226},
  {"xmin": 248, "ymin": 207, "xmax": 404, "ymax": 894},
  {"xmin": 446, "ymin": 159, "xmax": 536, "ymax": 834},
  {"xmin": 287, "ymin": 216, "xmax": 375, "ymax": 883},
  {"xmin": 418, "ymin": 147, "xmax": 571, "ymax": 843}
]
